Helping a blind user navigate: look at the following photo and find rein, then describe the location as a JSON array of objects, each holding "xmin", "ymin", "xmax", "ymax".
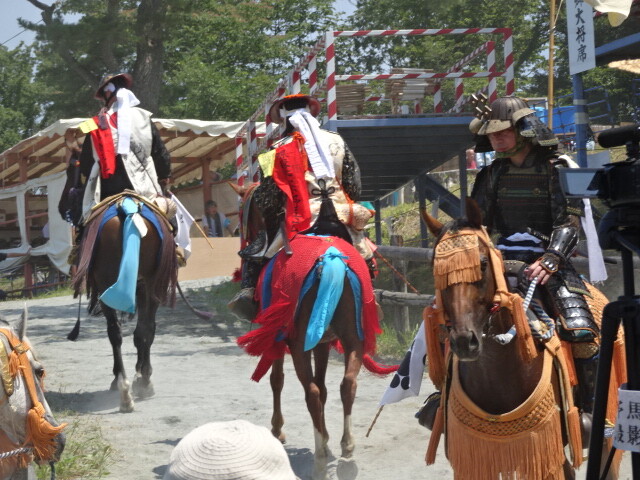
[
  {"xmin": 433, "ymin": 226, "xmax": 538, "ymax": 363},
  {"xmin": 0, "ymin": 328, "xmax": 66, "ymax": 475}
]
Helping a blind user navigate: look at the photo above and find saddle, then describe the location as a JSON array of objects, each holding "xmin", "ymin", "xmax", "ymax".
[{"xmin": 84, "ymin": 190, "xmax": 175, "ymax": 233}]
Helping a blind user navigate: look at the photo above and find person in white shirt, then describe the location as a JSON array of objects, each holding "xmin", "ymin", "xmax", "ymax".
[{"xmin": 202, "ymin": 200, "xmax": 232, "ymax": 237}]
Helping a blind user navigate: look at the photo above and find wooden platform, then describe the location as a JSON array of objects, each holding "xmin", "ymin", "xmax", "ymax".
[{"xmin": 178, "ymin": 237, "xmax": 241, "ymax": 281}]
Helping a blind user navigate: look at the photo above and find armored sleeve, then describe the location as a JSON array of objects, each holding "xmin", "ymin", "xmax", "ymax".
[
  {"xmin": 341, "ymin": 142, "xmax": 362, "ymax": 202},
  {"xmin": 150, "ymin": 122, "xmax": 172, "ymax": 180}
]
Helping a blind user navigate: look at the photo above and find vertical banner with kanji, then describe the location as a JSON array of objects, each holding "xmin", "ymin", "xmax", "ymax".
[{"xmin": 566, "ymin": 0, "xmax": 596, "ymax": 75}]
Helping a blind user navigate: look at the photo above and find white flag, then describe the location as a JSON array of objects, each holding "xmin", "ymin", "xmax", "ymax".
[
  {"xmin": 379, "ymin": 321, "xmax": 427, "ymax": 406},
  {"xmin": 172, "ymin": 195, "xmax": 195, "ymax": 259},
  {"xmin": 583, "ymin": 0, "xmax": 633, "ymax": 26}
]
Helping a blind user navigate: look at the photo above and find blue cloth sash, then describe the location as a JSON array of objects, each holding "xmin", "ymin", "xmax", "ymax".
[
  {"xmin": 303, "ymin": 246, "xmax": 347, "ymax": 351},
  {"xmin": 100, "ymin": 197, "xmax": 142, "ymax": 313}
]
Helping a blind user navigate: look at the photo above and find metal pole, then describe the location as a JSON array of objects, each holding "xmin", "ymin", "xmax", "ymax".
[
  {"xmin": 548, "ymin": 0, "xmax": 556, "ymax": 130},
  {"xmin": 572, "ymin": 73, "xmax": 589, "ymax": 167}
]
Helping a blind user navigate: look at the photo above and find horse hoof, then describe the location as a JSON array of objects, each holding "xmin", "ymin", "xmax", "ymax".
[
  {"xmin": 272, "ymin": 430, "xmax": 286, "ymax": 444},
  {"xmin": 110, "ymin": 377, "xmax": 119, "ymax": 391},
  {"xmin": 132, "ymin": 376, "xmax": 155, "ymax": 399},
  {"xmin": 341, "ymin": 442, "xmax": 355, "ymax": 458},
  {"xmin": 312, "ymin": 463, "xmax": 328, "ymax": 480},
  {"xmin": 117, "ymin": 374, "xmax": 134, "ymax": 412}
]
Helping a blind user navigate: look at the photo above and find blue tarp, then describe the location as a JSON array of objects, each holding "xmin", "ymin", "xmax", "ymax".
[{"xmin": 532, "ymin": 106, "xmax": 577, "ymax": 135}]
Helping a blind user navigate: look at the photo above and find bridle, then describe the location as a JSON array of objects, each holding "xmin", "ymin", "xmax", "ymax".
[
  {"xmin": 433, "ymin": 226, "xmax": 539, "ymax": 363},
  {"xmin": 0, "ymin": 328, "xmax": 65, "ymax": 480}
]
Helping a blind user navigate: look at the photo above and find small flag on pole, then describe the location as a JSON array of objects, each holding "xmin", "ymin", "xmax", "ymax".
[
  {"xmin": 379, "ymin": 320, "xmax": 427, "ymax": 406},
  {"xmin": 172, "ymin": 194, "xmax": 195, "ymax": 259}
]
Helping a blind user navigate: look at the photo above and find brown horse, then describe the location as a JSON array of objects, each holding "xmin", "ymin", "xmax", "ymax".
[
  {"xmin": 232, "ymin": 181, "xmax": 395, "ymax": 480},
  {"xmin": 421, "ymin": 199, "xmax": 624, "ymax": 480},
  {"xmin": 72, "ymin": 193, "xmax": 177, "ymax": 413}
]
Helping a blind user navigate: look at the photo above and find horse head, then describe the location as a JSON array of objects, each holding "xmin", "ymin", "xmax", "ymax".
[
  {"xmin": 0, "ymin": 308, "xmax": 66, "ymax": 476},
  {"xmin": 422, "ymin": 198, "xmax": 502, "ymax": 361}
]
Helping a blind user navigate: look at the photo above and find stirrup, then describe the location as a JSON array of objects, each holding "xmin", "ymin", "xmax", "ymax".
[
  {"xmin": 238, "ymin": 231, "xmax": 268, "ymax": 259},
  {"xmin": 227, "ymin": 287, "xmax": 258, "ymax": 320},
  {"xmin": 416, "ymin": 391, "xmax": 441, "ymax": 430}
]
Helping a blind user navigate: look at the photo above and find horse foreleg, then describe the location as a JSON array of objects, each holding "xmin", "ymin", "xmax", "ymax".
[
  {"xmin": 103, "ymin": 304, "xmax": 134, "ymax": 412},
  {"xmin": 270, "ymin": 357, "xmax": 286, "ymax": 443},
  {"xmin": 340, "ymin": 344, "xmax": 363, "ymax": 458},
  {"xmin": 132, "ymin": 287, "xmax": 157, "ymax": 399}
]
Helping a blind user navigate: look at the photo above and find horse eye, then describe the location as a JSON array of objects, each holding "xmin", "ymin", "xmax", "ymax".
[
  {"xmin": 33, "ymin": 363, "xmax": 45, "ymax": 378},
  {"xmin": 480, "ymin": 258, "xmax": 488, "ymax": 272}
]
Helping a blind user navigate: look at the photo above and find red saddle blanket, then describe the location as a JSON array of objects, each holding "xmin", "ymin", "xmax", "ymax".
[{"xmin": 237, "ymin": 234, "xmax": 380, "ymax": 381}]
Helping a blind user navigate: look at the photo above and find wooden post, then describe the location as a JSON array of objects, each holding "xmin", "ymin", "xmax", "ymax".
[
  {"xmin": 201, "ymin": 158, "xmax": 212, "ymax": 205},
  {"xmin": 416, "ymin": 175, "xmax": 428, "ymax": 248},
  {"xmin": 548, "ymin": 0, "xmax": 556, "ymax": 130},
  {"xmin": 19, "ymin": 156, "xmax": 33, "ymax": 298},
  {"xmin": 459, "ymin": 150, "xmax": 468, "ymax": 216},
  {"xmin": 390, "ymin": 234, "xmax": 410, "ymax": 334}
]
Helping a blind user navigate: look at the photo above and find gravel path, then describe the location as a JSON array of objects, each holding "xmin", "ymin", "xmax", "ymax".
[{"xmin": 2, "ymin": 278, "xmax": 631, "ymax": 479}]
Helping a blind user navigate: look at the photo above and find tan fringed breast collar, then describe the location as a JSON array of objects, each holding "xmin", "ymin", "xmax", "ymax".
[{"xmin": 0, "ymin": 327, "xmax": 67, "ymax": 462}]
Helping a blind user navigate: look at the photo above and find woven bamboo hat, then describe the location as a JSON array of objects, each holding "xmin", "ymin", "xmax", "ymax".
[
  {"xmin": 162, "ymin": 420, "xmax": 298, "ymax": 480},
  {"xmin": 269, "ymin": 94, "xmax": 322, "ymax": 124},
  {"xmin": 94, "ymin": 72, "xmax": 133, "ymax": 100}
]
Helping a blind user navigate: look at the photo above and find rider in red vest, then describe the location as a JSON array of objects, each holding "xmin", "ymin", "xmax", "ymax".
[
  {"xmin": 228, "ymin": 94, "xmax": 376, "ymax": 319},
  {"xmin": 77, "ymin": 72, "xmax": 172, "ymax": 223}
]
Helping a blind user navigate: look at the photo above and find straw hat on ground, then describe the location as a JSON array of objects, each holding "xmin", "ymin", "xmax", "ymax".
[{"xmin": 163, "ymin": 420, "xmax": 298, "ymax": 480}]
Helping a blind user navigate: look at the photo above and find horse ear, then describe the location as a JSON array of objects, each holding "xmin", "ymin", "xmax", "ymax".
[
  {"xmin": 227, "ymin": 181, "xmax": 247, "ymax": 197},
  {"xmin": 465, "ymin": 197, "xmax": 483, "ymax": 229},
  {"xmin": 420, "ymin": 206, "xmax": 444, "ymax": 236},
  {"xmin": 17, "ymin": 304, "xmax": 28, "ymax": 341}
]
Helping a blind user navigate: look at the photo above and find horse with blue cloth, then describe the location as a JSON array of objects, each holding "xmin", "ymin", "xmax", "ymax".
[
  {"xmin": 73, "ymin": 191, "xmax": 178, "ymax": 412},
  {"xmin": 236, "ymin": 177, "xmax": 396, "ymax": 480}
]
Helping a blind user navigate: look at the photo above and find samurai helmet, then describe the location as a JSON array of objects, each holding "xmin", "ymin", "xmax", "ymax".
[{"xmin": 469, "ymin": 95, "xmax": 558, "ymax": 152}]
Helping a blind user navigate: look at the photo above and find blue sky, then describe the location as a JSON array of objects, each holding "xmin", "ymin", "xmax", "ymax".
[
  {"xmin": 0, "ymin": 0, "xmax": 41, "ymax": 49},
  {"xmin": 1, "ymin": 0, "xmax": 357, "ymax": 50}
]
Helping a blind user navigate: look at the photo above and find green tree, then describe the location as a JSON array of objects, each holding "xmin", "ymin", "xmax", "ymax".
[
  {"xmin": 0, "ymin": 46, "xmax": 43, "ymax": 152},
  {"xmin": 20, "ymin": 0, "xmax": 338, "ymax": 123}
]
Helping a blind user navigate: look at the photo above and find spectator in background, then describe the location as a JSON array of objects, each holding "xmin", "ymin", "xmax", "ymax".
[
  {"xmin": 202, "ymin": 200, "xmax": 232, "ymax": 237},
  {"xmin": 465, "ymin": 148, "xmax": 478, "ymax": 169}
]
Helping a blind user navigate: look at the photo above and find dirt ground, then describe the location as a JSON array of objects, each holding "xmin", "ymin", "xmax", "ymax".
[{"xmin": 1, "ymin": 278, "xmax": 633, "ymax": 480}]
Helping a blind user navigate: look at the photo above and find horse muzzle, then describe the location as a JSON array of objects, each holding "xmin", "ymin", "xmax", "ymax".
[{"xmin": 450, "ymin": 330, "xmax": 481, "ymax": 361}]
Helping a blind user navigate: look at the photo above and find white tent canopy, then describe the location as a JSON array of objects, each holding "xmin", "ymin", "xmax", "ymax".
[{"xmin": 0, "ymin": 117, "xmax": 266, "ymax": 188}]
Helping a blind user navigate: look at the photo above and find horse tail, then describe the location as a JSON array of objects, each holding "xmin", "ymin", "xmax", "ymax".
[
  {"xmin": 304, "ymin": 246, "xmax": 348, "ymax": 351},
  {"xmin": 362, "ymin": 354, "xmax": 398, "ymax": 375},
  {"xmin": 151, "ymin": 210, "xmax": 178, "ymax": 308}
]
